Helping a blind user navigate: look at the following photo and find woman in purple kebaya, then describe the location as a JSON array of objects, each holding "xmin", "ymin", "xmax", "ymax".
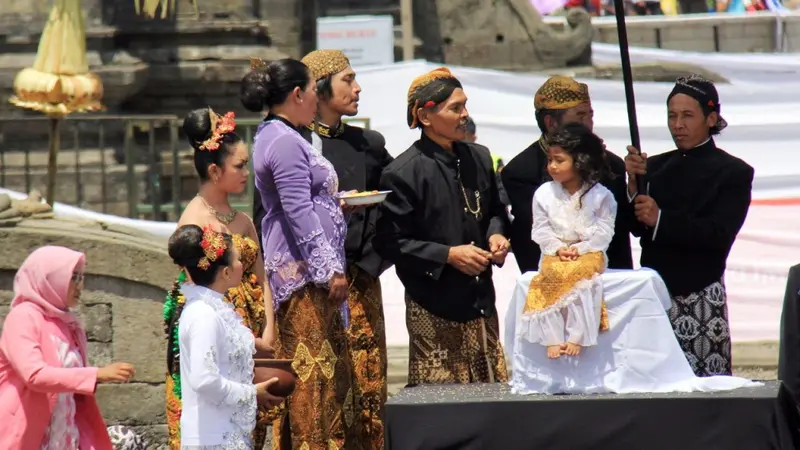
[{"xmin": 240, "ymin": 58, "xmax": 355, "ymax": 450}]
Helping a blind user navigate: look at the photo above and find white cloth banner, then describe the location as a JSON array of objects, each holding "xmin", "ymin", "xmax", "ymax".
[{"xmin": 505, "ymin": 269, "xmax": 759, "ymax": 394}]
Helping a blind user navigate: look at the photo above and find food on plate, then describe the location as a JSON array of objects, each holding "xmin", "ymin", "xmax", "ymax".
[{"xmin": 343, "ymin": 190, "xmax": 380, "ymax": 197}]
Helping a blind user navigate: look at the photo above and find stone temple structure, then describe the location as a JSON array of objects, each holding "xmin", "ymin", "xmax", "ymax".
[{"xmin": 0, "ymin": 0, "xmax": 591, "ymax": 118}]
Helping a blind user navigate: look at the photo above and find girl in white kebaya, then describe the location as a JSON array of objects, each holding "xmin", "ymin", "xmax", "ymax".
[
  {"xmin": 167, "ymin": 224, "xmax": 281, "ymax": 449},
  {"xmin": 520, "ymin": 123, "xmax": 616, "ymax": 359}
]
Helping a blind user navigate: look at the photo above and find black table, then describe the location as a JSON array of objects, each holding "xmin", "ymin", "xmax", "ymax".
[{"xmin": 385, "ymin": 382, "xmax": 799, "ymax": 450}]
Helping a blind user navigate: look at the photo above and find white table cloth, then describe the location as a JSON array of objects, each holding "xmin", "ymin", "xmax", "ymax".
[{"xmin": 505, "ymin": 268, "xmax": 760, "ymax": 394}]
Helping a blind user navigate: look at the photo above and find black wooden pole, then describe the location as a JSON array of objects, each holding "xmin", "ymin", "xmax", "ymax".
[{"xmin": 612, "ymin": 0, "xmax": 647, "ymax": 196}]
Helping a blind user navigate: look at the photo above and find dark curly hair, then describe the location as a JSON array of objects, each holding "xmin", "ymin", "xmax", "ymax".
[{"xmin": 546, "ymin": 123, "xmax": 614, "ymax": 207}]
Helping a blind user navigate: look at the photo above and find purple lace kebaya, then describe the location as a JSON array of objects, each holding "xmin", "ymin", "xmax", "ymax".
[{"xmin": 253, "ymin": 119, "xmax": 348, "ymax": 323}]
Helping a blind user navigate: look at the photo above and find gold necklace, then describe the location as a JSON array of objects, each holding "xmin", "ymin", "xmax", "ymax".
[
  {"xmin": 308, "ymin": 121, "xmax": 344, "ymax": 138},
  {"xmin": 197, "ymin": 195, "xmax": 238, "ymax": 225},
  {"xmin": 457, "ymin": 159, "xmax": 482, "ymax": 221}
]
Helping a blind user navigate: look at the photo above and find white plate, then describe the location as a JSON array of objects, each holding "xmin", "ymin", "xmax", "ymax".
[{"xmin": 339, "ymin": 190, "xmax": 391, "ymax": 206}]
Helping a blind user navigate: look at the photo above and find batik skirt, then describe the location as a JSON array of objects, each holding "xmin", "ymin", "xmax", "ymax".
[
  {"xmin": 346, "ymin": 265, "xmax": 387, "ymax": 450},
  {"xmin": 520, "ymin": 252, "xmax": 609, "ymax": 347},
  {"xmin": 405, "ymin": 297, "xmax": 508, "ymax": 385},
  {"xmin": 668, "ymin": 279, "xmax": 732, "ymax": 377},
  {"xmin": 272, "ymin": 285, "xmax": 356, "ymax": 450}
]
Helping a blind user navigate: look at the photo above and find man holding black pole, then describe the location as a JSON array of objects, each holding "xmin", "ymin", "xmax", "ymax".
[
  {"xmin": 502, "ymin": 76, "xmax": 633, "ymax": 274},
  {"xmin": 624, "ymin": 75, "xmax": 753, "ymax": 377}
]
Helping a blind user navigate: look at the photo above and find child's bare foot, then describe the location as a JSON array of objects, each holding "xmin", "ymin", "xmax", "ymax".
[
  {"xmin": 546, "ymin": 345, "xmax": 562, "ymax": 359},
  {"xmin": 565, "ymin": 342, "xmax": 582, "ymax": 357},
  {"xmin": 559, "ymin": 343, "xmax": 568, "ymax": 355}
]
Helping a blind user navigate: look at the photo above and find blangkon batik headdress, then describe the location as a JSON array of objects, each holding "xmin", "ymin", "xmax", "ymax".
[
  {"xmin": 668, "ymin": 74, "xmax": 728, "ymax": 132},
  {"xmin": 406, "ymin": 67, "xmax": 460, "ymax": 129}
]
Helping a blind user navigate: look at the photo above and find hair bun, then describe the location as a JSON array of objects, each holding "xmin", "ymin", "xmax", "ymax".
[
  {"xmin": 182, "ymin": 109, "xmax": 214, "ymax": 150},
  {"xmin": 167, "ymin": 224, "xmax": 205, "ymax": 267},
  {"xmin": 240, "ymin": 69, "xmax": 272, "ymax": 113}
]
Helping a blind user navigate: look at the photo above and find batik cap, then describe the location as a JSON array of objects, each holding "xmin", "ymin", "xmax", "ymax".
[
  {"xmin": 534, "ymin": 75, "xmax": 591, "ymax": 111},
  {"xmin": 301, "ymin": 49, "xmax": 350, "ymax": 81},
  {"xmin": 406, "ymin": 67, "xmax": 460, "ymax": 128}
]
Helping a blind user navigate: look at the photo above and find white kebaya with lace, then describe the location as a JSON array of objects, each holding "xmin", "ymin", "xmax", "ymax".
[
  {"xmin": 178, "ymin": 284, "xmax": 257, "ymax": 449},
  {"xmin": 521, "ymin": 181, "xmax": 616, "ymax": 347}
]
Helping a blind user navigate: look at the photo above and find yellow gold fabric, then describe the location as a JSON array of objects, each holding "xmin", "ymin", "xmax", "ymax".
[
  {"xmin": 406, "ymin": 67, "xmax": 458, "ymax": 129},
  {"xmin": 346, "ymin": 265, "xmax": 387, "ymax": 449},
  {"xmin": 301, "ymin": 49, "xmax": 350, "ymax": 81},
  {"xmin": 165, "ymin": 233, "xmax": 270, "ymax": 450},
  {"xmin": 272, "ymin": 285, "xmax": 355, "ymax": 450},
  {"xmin": 523, "ymin": 252, "xmax": 609, "ymax": 332},
  {"xmin": 405, "ymin": 297, "xmax": 509, "ymax": 385},
  {"xmin": 533, "ymin": 75, "xmax": 590, "ymax": 111}
]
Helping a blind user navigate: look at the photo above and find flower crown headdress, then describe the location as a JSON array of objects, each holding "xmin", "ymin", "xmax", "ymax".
[
  {"xmin": 198, "ymin": 225, "xmax": 227, "ymax": 270},
  {"xmin": 198, "ymin": 108, "xmax": 236, "ymax": 152}
]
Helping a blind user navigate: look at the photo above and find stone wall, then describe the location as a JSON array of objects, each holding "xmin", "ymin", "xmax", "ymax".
[
  {"xmin": 0, "ymin": 217, "xmax": 175, "ymax": 448},
  {"xmin": 545, "ymin": 11, "xmax": 800, "ymax": 53}
]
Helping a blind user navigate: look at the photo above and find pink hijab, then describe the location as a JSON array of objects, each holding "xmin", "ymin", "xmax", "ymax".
[{"xmin": 12, "ymin": 246, "xmax": 88, "ymax": 359}]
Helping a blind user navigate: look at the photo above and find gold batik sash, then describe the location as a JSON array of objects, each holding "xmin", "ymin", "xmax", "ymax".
[{"xmin": 524, "ymin": 252, "xmax": 609, "ymax": 332}]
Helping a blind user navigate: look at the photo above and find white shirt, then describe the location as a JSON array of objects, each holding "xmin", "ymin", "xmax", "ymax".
[
  {"xmin": 178, "ymin": 284, "xmax": 257, "ymax": 449},
  {"xmin": 531, "ymin": 181, "xmax": 617, "ymax": 262}
]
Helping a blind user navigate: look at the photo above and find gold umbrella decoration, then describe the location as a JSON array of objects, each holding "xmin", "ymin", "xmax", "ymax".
[{"xmin": 9, "ymin": 0, "xmax": 104, "ymax": 206}]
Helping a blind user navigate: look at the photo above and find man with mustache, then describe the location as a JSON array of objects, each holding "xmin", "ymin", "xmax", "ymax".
[
  {"xmin": 624, "ymin": 75, "xmax": 753, "ymax": 377},
  {"xmin": 374, "ymin": 67, "xmax": 511, "ymax": 386},
  {"xmin": 501, "ymin": 75, "xmax": 633, "ymax": 274},
  {"xmin": 252, "ymin": 49, "xmax": 393, "ymax": 449}
]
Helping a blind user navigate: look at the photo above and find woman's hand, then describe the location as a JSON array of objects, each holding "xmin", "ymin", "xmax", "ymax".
[
  {"xmin": 255, "ymin": 377, "xmax": 284, "ymax": 409},
  {"xmin": 339, "ymin": 191, "xmax": 366, "ymax": 214},
  {"xmin": 97, "ymin": 362, "xmax": 135, "ymax": 383},
  {"xmin": 328, "ymin": 273, "xmax": 348, "ymax": 304},
  {"xmin": 254, "ymin": 338, "xmax": 275, "ymax": 357}
]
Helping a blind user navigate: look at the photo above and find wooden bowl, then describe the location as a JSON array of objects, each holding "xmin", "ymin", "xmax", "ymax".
[
  {"xmin": 254, "ymin": 359, "xmax": 296, "ymax": 397},
  {"xmin": 254, "ymin": 348, "xmax": 275, "ymax": 359}
]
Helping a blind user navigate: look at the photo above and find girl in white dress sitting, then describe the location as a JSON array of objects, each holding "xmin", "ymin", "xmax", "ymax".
[
  {"xmin": 167, "ymin": 224, "xmax": 281, "ymax": 449},
  {"xmin": 521, "ymin": 123, "xmax": 616, "ymax": 360}
]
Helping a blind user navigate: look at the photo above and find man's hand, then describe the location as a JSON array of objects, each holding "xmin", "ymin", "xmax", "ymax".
[
  {"xmin": 488, "ymin": 234, "xmax": 510, "ymax": 265},
  {"xmin": 634, "ymin": 195, "xmax": 660, "ymax": 227},
  {"xmin": 447, "ymin": 244, "xmax": 491, "ymax": 276},
  {"xmin": 556, "ymin": 247, "xmax": 578, "ymax": 262},
  {"xmin": 624, "ymin": 146, "xmax": 647, "ymax": 196}
]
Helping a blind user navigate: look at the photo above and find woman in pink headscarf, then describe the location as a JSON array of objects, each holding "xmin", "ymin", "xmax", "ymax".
[{"xmin": 0, "ymin": 246, "xmax": 136, "ymax": 450}]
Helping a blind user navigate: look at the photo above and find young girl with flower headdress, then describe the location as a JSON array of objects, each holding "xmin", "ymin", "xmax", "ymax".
[
  {"xmin": 168, "ymin": 224, "xmax": 282, "ymax": 449},
  {"xmin": 520, "ymin": 123, "xmax": 615, "ymax": 359},
  {"xmin": 163, "ymin": 107, "xmax": 279, "ymax": 449}
]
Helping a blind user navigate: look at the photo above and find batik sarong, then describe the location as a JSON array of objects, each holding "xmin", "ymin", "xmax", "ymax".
[
  {"xmin": 346, "ymin": 265, "xmax": 387, "ymax": 450},
  {"xmin": 272, "ymin": 285, "xmax": 355, "ymax": 450},
  {"xmin": 405, "ymin": 297, "xmax": 508, "ymax": 385},
  {"xmin": 668, "ymin": 279, "xmax": 732, "ymax": 377}
]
